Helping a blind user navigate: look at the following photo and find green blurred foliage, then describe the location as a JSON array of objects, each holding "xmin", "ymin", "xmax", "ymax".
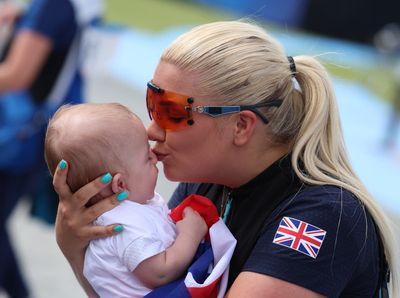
[
  {"xmin": 104, "ymin": 0, "xmax": 232, "ymax": 31},
  {"xmin": 326, "ymin": 64, "xmax": 396, "ymax": 103}
]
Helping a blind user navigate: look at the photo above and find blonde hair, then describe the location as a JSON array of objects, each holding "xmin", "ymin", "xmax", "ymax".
[
  {"xmin": 45, "ymin": 103, "xmax": 141, "ymax": 193},
  {"xmin": 161, "ymin": 21, "xmax": 399, "ymax": 295}
]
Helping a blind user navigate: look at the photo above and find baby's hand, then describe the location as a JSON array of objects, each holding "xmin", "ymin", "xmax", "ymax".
[{"xmin": 176, "ymin": 207, "xmax": 207, "ymax": 242}]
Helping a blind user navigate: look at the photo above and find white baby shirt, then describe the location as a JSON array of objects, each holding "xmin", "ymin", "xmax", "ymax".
[{"xmin": 83, "ymin": 193, "xmax": 177, "ymax": 298}]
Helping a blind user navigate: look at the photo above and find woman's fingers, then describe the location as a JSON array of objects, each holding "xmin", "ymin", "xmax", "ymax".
[
  {"xmin": 81, "ymin": 191, "xmax": 126, "ymax": 223},
  {"xmin": 80, "ymin": 224, "xmax": 124, "ymax": 242},
  {"xmin": 79, "ymin": 191, "xmax": 128, "ymax": 240},
  {"xmin": 53, "ymin": 160, "xmax": 73, "ymax": 199},
  {"xmin": 55, "ymin": 190, "xmax": 126, "ymax": 252},
  {"xmin": 53, "ymin": 159, "xmax": 114, "ymax": 208},
  {"xmin": 53, "ymin": 160, "xmax": 110, "ymax": 207},
  {"xmin": 72, "ymin": 172, "xmax": 113, "ymax": 208}
]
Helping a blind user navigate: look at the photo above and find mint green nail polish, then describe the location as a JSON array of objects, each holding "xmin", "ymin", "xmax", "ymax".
[
  {"xmin": 113, "ymin": 225, "xmax": 123, "ymax": 232},
  {"xmin": 100, "ymin": 173, "xmax": 112, "ymax": 184},
  {"xmin": 58, "ymin": 160, "xmax": 67, "ymax": 170},
  {"xmin": 116, "ymin": 191, "xmax": 129, "ymax": 201}
]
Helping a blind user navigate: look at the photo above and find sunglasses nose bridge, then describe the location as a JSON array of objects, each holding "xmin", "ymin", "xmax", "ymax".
[
  {"xmin": 146, "ymin": 94, "xmax": 153, "ymax": 120},
  {"xmin": 146, "ymin": 88, "xmax": 162, "ymax": 122}
]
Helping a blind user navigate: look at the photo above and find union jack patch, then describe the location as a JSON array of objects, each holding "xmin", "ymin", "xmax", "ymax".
[{"xmin": 273, "ymin": 216, "xmax": 327, "ymax": 259}]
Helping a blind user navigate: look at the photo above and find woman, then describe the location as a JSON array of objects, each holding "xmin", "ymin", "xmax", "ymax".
[{"xmin": 53, "ymin": 21, "xmax": 399, "ymax": 297}]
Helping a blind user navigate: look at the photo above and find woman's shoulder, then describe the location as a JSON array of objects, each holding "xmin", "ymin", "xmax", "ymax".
[
  {"xmin": 267, "ymin": 184, "xmax": 375, "ymax": 250},
  {"xmin": 297, "ymin": 184, "xmax": 357, "ymax": 201},
  {"xmin": 276, "ymin": 184, "xmax": 364, "ymax": 219}
]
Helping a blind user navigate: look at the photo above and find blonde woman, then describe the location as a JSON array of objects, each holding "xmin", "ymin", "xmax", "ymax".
[{"xmin": 52, "ymin": 21, "xmax": 398, "ymax": 297}]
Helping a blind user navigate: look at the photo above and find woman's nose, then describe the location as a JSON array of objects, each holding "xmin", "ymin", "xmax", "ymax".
[{"xmin": 147, "ymin": 120, "xmax": 166, "ymax": 142}]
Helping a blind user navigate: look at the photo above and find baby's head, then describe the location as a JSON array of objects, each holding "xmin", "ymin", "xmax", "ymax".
[{"xmin": 45, "ymin": 103, "xmax": 158, "ymax": 204}]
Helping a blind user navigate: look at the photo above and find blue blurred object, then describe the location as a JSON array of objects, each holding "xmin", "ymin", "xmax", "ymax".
[
  {"xmin": 192, "ymin": 0, "xmax": 309, "ymax": 27},
  {"xmin": 0, "ymin": 92, "xmax": 47, "ymax": 172},
  {"xmin": 192, "ymin": 0, "xmax": 399, "ymax": 44}
]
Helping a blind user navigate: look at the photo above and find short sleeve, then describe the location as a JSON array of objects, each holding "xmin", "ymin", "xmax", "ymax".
[
  {"xmin": 243, "ymin": 186, "xmax": 379, "ymax": 297},
  {"xmin": 122, "ymin": 234, "xmax": 166, "ymax": 272},
  {"xmin": 97, "ymin": 200, "xmax": 176, "ymax": 273},
  {"xmin": 19, "ymin": 0, "xmax": 76, "ymax": 47}
]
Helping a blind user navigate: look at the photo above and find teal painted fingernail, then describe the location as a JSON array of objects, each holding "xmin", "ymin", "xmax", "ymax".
[
  {"xmin": 58, "ymin": 160, "xmax": 67, "ymax": 170},
  {"xmin": 116, "ymin": 191, "xmax": 129, "ymax": 201},
  {"xmin": 100, "ymin": 173, "xmax": 112, "ymax": 184},
  {"xmin": 113, "ymin": 225, "xmax": 123, "ymax": 232}
]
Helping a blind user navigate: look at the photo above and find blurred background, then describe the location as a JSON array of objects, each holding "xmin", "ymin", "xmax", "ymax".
[{"xmin": 1, "ymin": 0, "xmax": 400, "ymax": 297}]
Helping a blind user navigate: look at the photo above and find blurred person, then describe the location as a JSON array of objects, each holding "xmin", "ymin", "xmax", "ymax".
[
  {"xmin": 44, "ymin": 103, "xmax": 208, "ymax": 297},
  {"xmin": 374, "ymin": 22, "xmax": 400, "ymax": 150},
  {"xmin": 0, "ymin": 0, "xmax": 103, "ymax": 296},
  {"xmin": 51, "ymin": 21, "xmax": 398, "ymax": 297},
  {"xmin": 0, "ymin": 1, "xmax": 21, "ymax": 51},
  {"xmin": 383, "ymin": 70, "xmax": 400, "ymax": 150}
]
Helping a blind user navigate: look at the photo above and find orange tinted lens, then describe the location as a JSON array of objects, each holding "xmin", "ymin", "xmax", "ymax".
[{"xmin": 146, "ymin": 87, "xmax": 192, "ymax": 131}]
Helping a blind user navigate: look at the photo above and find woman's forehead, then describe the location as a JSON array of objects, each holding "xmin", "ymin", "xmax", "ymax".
[{"xmin": 153, "ymin": 62, "xmax": 201, "ymax": 97}]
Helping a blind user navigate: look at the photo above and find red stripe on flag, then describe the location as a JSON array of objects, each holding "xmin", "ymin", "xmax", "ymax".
[{"xmin": 187, "ymin": 276, "xmax": 221, "ymax": 298}]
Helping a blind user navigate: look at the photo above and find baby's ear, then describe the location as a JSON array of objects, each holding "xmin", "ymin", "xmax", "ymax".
[{"xmin": 111, "ymin": 173, "xmax": 126, "ymax": 193}]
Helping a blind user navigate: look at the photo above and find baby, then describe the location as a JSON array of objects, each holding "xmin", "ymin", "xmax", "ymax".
[{"xmin": 44, "ymin": 103, "xmax": 207, "ymax": 297}]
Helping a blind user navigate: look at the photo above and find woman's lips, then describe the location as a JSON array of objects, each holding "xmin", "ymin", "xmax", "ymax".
[{"xmin": 152, "ymin": 149, "xmax": 167, "ymax": 161}]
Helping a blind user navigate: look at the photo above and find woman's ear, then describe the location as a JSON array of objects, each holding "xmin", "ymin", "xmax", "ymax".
[
  {"xmin": 233, "ymin": 110, "xmax": 257, "ymax": 146},
  {"xmin": 111, "ymin": 173, "xmax": 127, "ymax": 194}
]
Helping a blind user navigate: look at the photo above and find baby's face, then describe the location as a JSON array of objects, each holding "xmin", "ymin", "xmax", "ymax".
[{"xmin": 123, "ymin": 122, "xmax": 158, "ymax": 202}]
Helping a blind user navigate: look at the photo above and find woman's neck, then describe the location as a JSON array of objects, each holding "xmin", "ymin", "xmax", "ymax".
[{"xmin": 221, "ymin": 143, "xmax": 290, "ymax": 189}]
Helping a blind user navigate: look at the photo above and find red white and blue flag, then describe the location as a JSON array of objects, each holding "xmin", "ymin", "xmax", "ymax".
[
  {"xmin": 272, "ymin": 216, "xmax": 326, "ymax": 259},
  {"xmin": 145, "ymin": 195, "xmax": 237, "ymax": 298}
]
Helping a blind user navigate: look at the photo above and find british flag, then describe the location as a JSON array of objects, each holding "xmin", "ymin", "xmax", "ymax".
[
  {"xmin": 273, "ymin": 216, "xmax": 326, "ymax": 259},
  {"xmin": 145, "ymin": 195, "xmax": 236, "ymax": 298}
]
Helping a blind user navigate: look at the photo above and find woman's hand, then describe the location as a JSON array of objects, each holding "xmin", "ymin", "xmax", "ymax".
[
  {"xmin": 53, "ymin": 160, "xmax": 123, "ymax": 256},
  {"xmin": 53, "ymin": 160, "xmax": 125, "ymax": 295}
]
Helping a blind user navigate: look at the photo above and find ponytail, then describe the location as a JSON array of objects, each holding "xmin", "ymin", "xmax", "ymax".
[{"xmin": 290, "ymin": 56, "xmax": 399, "ymax": 297}]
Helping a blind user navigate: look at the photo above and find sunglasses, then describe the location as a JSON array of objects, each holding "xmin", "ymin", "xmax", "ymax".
[{"xmin": 146, "ymin": 81, "xmax": 282, "ymax": 131}]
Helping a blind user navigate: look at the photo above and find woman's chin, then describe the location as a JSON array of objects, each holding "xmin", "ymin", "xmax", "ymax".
[{"xmin": 164, "ymin": 168, "xmax": 185, "ymax": 182}]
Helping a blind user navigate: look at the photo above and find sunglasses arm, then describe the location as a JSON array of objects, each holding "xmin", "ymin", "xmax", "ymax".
[
  {"xmin": 190, "ymin": 101, "xmax": 282, "ymax": 124},
  {"xmin": 191, "ymin": 106, "xmax": 241, "ymax": 116}
]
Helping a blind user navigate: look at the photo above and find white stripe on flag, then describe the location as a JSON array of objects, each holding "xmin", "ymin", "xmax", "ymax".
[{"xmin": 184, "ymin": 219, "xmax": 236, "ymax": 298}]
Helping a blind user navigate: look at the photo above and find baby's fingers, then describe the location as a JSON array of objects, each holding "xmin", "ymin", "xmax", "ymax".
[{"xmin": 182, "ymin": 207, "xmax": 195, "ymax": 217}]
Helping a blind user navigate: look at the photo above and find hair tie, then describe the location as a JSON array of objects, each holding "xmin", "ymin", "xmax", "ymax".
[{"xmin": 287, "ymin": 56, "xmax": 296, "ymax": 77}]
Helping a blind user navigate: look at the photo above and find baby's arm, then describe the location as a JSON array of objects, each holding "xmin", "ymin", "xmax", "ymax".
[{"xmin": 134, "ymin": 207, "xmax": 207, "ymax": 288}]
